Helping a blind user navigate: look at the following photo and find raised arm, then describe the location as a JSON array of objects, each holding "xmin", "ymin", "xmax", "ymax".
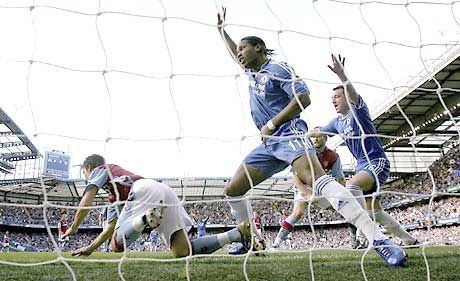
[
  {"xmin": 328, "ymin": 54, "xmax": 359, "ymax": 104},
  {"xmin": 217, "ymin": 7, "xmax": 238, "ymax": 64}
]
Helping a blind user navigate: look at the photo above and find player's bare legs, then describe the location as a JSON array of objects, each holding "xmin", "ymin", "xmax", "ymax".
[
  {"xmin": 272, "ymin": 154, "xmax": 324, "ymax": 248},
  {"xmin": 170, "ymin": 229, "xmax": 190, "ymax": 257},
  {"xmin": 272, "ymin": 200, "xmax": 305, "ymax": 248},
  {"xmin": 290, "ymin": 202, "xmax": 305, "ymax": 223},
  {"xmin": 349, "ymin": 171, "xmax": 417, "ymax": 246},
  {"xmin": 224, "ymin": 164, "xmax": 267, "ymax": 254},
  {"xmin": 291, "ymin": 153, "xmax": 387, "ymax": 245},
  {"xmin": 225, "ymin": 164, "xmax": 267, "ymax": 196},
  {"xmin": 291, "ymin": 153, "xmax": 326, "ymax": 185},
  {"xmin": 225, "ymin": 164, "xmax": 267, "ymax": 238}
]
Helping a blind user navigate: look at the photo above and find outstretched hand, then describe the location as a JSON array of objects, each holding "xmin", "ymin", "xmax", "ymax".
[
  {"xmin": 61, "ymin": 227, "xmax": 76, "ymax": 240},
  {"xmin": 71, "ymin": 245, "xmax": 94, "ymax": 257},
  {"xmin": 217, "ymin": 7, "xmax": 226, "ymax": 30},
  {"xmin": 327, "ymin": 54, "xmax": 345, "ymax": 76}
]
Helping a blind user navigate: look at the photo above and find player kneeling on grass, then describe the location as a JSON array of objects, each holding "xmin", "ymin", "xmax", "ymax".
[{"xmin": 63, "ymin": 154, "xmax": 252, "ymax": 257}]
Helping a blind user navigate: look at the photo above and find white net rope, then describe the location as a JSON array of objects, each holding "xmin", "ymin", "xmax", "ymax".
[{"xmin": 0, "ymin": 1, "xmax": 459, "ymax": 281}]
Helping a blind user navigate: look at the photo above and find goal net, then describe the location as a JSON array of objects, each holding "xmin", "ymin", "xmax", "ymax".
[{"xmin": 0, "ymin": 0, "xmax": 459, "ymax": 280}]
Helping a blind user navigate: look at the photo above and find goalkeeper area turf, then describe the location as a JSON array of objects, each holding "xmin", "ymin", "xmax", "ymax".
[{"xmin": 0, "ymin": 246, "xmax": 458, "ymax": 281}]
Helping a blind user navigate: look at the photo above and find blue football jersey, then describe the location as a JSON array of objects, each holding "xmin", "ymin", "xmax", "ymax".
[
  {"xmin": 321, "ymin": 95, "xmax": 387, "ymax": 164},
  {"xmin": 150, "ymin": 230, "xmax": 159, "ymax": 243},
  {"xmin": 246, "ymin": 59, "xmax": 309, "ymax": 137},
  {"xmin": 197, "ymin": 220, "xmax": 207, "ymax": 237}
]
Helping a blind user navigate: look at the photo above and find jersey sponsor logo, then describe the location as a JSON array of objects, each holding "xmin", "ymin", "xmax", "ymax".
[{"xmin": 249, "ymin": 79, "xmax": 266, "ymax": 98}]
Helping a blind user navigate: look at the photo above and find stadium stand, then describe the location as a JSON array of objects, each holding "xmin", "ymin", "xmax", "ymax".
[{"xmin": 1, "ymin": 55, "xmax": 459, "ymax": 253}]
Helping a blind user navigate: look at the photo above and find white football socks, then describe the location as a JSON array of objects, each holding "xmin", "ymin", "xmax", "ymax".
[
  {"xmin": 347, "ymin": 184, "xmax": 367, "ymax": 242},
  {"xmin": 372, "ymin": 209, "xmax": 416, "ymax": 245},
  {"xmin": 317, "ymin": 175, "xmax": 386, "ymax": 242},
  {"xmin": 228, "ymin": 196, "xmax": 263, "ymax": 240}
]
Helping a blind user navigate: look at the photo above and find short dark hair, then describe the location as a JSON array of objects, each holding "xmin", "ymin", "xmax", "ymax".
[
  {"xmin": 240, "ymin": 36, "xmax": 275, "ymax": 56},
  {"xmin": 333, "ymin": 85, "xmax": 344, "ymax": 91},
  {"xmin": 82, "ymin": 154, "xmax": 105, "ymax": 171},
  {"xmin": 313, "ymin": 126, "xmax": 328, "ymax": 139}
]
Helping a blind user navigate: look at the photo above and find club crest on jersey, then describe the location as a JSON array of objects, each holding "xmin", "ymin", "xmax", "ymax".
[
  {"xmin": 260, "ymin": 75, "xmax": 269, "ymax": 84},
  {"xmin": 343, "ymin": 117, "xmax": 354, "ymax": 136}
]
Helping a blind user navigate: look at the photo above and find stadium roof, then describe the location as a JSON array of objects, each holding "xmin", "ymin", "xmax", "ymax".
[
  {"xmin": 0, "ymin": 177, "xmax": 296, "ymax": 204},
  {"xmin": 0, "ymin": 107, "xmax": 40, "ymax": 174},
  {"xmin": 343, "ymin": 46, "xmax": 460, "ymax": 174}
]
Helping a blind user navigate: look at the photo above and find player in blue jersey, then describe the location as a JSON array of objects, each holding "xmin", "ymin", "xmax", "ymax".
[
  {"xmin": 149, "ymin": 229, "xmax": 159, "ymax": 252},
  {"xmin": 449, "ymin": 159, "xmax": 460, "ymax": 177},
  {"xmin": 195, "ymin": 216, "xmax": 209, "ymax": 238},
  {"xmin": 63, "ymin": 154, "xmax": 253, "ymax": 257},
  {"xmin": 317, "ymin": 54, "xmax": 417, "ymax": 247},
  {"xmin": 217, "ymin": 8, "xmax": 406, "ymax": 266}
]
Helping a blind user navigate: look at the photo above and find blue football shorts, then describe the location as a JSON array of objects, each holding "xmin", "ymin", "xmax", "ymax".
[
  {"xmin": 356, "ymin": 157, "xmax": 390, "ymax": 195},
  {"xmin": 244, "ymin": 121, "xmax": 315, "ymax": 177}
]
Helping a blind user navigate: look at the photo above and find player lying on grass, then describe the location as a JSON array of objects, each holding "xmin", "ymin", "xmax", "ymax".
[{"xmin": 63, "ymin": 154, "xmax": 252, "ymax": 257}]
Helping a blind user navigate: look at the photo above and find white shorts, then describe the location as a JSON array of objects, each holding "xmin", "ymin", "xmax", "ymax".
[
  {"xmin": 58, "ymin": 233, "xmax": 69, "ymax": 242},
  {"xmin": 117, "ymin": 179, "xmax": 193, "ymax": 248},
  {"xmin": 293, "ymin": 186, "xmax": 331, "ymax": 209}
]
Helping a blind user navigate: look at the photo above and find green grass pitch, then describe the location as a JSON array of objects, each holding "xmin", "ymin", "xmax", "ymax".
[{"xmin": 0, "ymin": 246, "xmax": 459, "ymax": 281}]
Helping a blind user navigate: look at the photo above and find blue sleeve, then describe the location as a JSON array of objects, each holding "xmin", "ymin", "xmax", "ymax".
[
  {"xmin": 321, "ymin": 119, "xmax": 338, "ymax": 134},
  {"xmin": 276, "ymin": 63, "xmax": 309, "ymax": 98},
  {"xmin": 330, "ymin": 157, "xmax": 345, "ymax": 181},
  {"xmin": 352, "ymin": 95, "xmax": 366, "ymax": 110},
  {"xmin": 453, "ymin": 170, "xmax": 460, "ymax": 177},
  {"xmin": 106, "ymin": 204, "xmax": 123, "ymax": 223},
  {"xmin": 456, "ymin": 162, "xmax": 460, "ymax": 167},
  {"xmin": 83, "ymin": 167, "xmax": 109, "ymax": 195}
]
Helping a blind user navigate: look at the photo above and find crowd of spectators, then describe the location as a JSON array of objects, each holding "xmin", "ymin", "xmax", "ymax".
[
  {"xmin": 388, "ymin": 197, "xmax": 459, "ymax": 225},
  {"xmin": 2, "ymin": 224, "xmax": 458, "ymax": 253},
  {"xmin": 0, "ymin": 205, "xmax": 101, "ymax": 226},
  {"xmin": 261, "ymin": 225, "xmax": 460, "ymax": 250},
  {"xmin": 384, "ymin": 144, "xmax": 460, "ymax": 202},
  {"xmin": 1, "ymin": 194, "xmax": 458, "ymax": 229},
  {"xmin": 2, "ymin": 230, "xmax": 99, "ymax": 252},
  {"xmin": 1, "ymin": 145, "xmax": 459, "ymax": 252}
]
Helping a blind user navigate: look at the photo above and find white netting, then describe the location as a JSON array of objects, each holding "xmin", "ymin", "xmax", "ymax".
[{"xmin": 0, "ymin": 0, "xmax": 459, "ymax": 280}]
